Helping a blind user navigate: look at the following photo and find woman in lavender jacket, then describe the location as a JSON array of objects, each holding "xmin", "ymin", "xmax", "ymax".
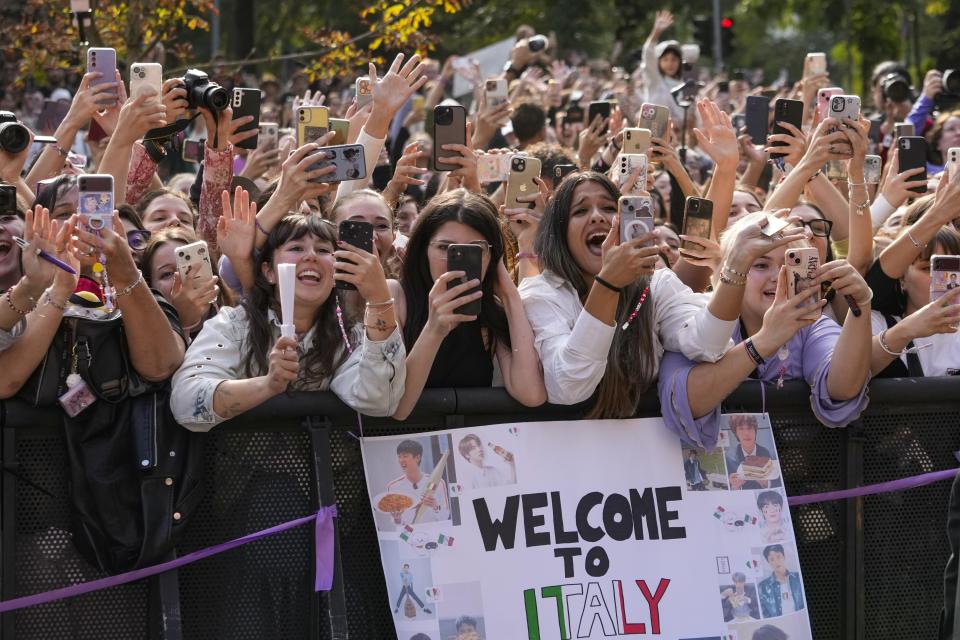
[{"xmin": 659, "ymin": 212, "xmax": 874, "ymax": 450}]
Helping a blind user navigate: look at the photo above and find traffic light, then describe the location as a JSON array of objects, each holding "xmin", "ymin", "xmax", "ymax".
[
  {"xmin": 721, "ymin": 16, "xmax": 735, "ymax": 58},
  {"xmin": 692, "ymin": 15, "xmax": 713, "ymax": 56}
]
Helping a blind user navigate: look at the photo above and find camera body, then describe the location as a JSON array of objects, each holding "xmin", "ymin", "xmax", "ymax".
[
  {"xmin": 881, "ymin": 72, "xmax": 912, "ymax": 103},
  {"xmin": 0, "ymin": 111, "xmax": 30, "ymax": 154},
  {"xmin": 182, "ymin": 69, "xmax": 229, "ymax": 112},
  {"xmin": 528, "ymin": 35, "xmax": 548, "ymax": 52}
]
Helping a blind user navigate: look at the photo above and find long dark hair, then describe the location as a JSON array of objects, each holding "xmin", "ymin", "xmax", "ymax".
[
  {"xmin": 240, "ymin": 214, "xmax": 348, "ymax": 385},
  {"xmin": 400, "ymin": 189, "xmax": 510, "ymax": 351},
  {"xmin": 535, "ymin": 172, "xmax": 656, "ymax": 419}
]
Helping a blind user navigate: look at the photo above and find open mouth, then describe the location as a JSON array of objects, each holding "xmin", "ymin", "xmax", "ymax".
[
  {"xmin": 0, "ymin": 239, "xmax": 12, "ymax": 259},
  {"xmin": 585, "ymin": 232, "xmax": 606, "ymax": 256},
  {"xmin": 763, "ymin": 289, "xmax": 776, "ymax": 299},
  {"xmin": 297, "ymin": 268, "xmax": 322, "ymax": 284}
]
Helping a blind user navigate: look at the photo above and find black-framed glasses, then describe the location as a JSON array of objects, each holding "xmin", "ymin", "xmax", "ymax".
[
  {"xmin": 126, "ymin": 229, "xmax": 151, "ymax": 251},
  {"xmin": 797, "ymin": 219, "xmax": 832, "ymax": 238}
]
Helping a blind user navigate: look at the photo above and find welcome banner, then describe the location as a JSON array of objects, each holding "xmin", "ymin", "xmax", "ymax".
[{"xmin": 360, "ymin": 415, "xmax": 813, "ymax": 640}]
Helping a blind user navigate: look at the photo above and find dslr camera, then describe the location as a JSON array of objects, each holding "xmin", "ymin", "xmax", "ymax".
[
  {"xmin": 182, "ymin": 69, "xmax": 229, "ymax": 112},
  {"xmin": 0, "ymin": 112, "xmax": 30, "ymax": 154},
  {"xmin": 937, "ymin": 69, "xmax": 960, "ymax": 110},
  {"xmin": 880, "ymin": 72, "xmax": 913, "ymax": 103}
]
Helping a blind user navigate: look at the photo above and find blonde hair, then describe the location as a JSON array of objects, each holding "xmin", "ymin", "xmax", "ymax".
[{"xmin": 716, "ymin": 211, "xmax": 812, "ymax": 286}]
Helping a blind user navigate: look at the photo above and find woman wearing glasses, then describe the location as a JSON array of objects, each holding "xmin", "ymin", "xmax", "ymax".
[{"xmin": 387, "ymin": 189, "xmax": 546, "ymax": 419}]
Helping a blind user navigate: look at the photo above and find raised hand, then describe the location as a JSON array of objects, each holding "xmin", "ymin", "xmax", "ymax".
[
  {"xmin": 693, "ymin": 99, "xmax": 739, "ymax": 169},
  {"xmin": 597, "ymin": 215, "xmax": 659, "ymax": 287},
  {"xmin": 112, "ymin": 93, "xmax": 167, "ymax": 145},
  {"xmin": 217, "ymin": 186, "xmax": 257, "ymax": 262},
  {"xmin": 367, "ymin": 53, "xmax": 429, "ymax": 138},
  {"xmin": 383, "ymin": 141, "xmax": 427, "ymax": 206}
]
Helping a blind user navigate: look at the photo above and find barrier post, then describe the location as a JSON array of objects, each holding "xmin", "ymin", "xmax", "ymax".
[
  {"xmin": 1, "ymin": 418, "xmax": 17, "ymax": 639},
  {"xmin": 842, "ymin": 422, "xmax": 866, "ymax": 640}
]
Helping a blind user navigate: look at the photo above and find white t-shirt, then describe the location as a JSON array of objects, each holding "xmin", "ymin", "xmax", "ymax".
[
  {"xmin": 386, "ymin": 473, "xmax": 450, "ymax": 524},
  {"xmin": 469, "ymin": 464, "xmax": 512, "ymax": 489},
  {"xmin": 870, "ymin": 311, "xmax": 960, "ymax": 376}
]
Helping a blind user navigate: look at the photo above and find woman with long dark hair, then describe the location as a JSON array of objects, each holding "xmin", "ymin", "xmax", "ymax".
[
  {"xmin": 171, "ymin": 214, "xmax": 405, "ymax": 428},
  {"xmin": 521, "ymin": 172, "xmax": 799, "ymax": 419},
  {"xmin": 388, "ymin": 189, "xmax": 545, "ymax": 419}
]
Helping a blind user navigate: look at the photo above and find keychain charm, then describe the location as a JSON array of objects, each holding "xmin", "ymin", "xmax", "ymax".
[{"xmin": 776, "ymin": 347, "xmax": 790, "ymax": 389}]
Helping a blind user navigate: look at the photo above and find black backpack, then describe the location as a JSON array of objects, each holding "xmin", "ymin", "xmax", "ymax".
[{"xmin": 19, "ymin": 306, "xmax": 205, "ymax": 574}]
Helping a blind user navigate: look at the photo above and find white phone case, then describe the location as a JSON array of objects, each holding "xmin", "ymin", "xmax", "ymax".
[
  {"xmin": 616, "ymin": 153, "xmax": 648, "ymax": 196},
  {"xmin": 130, "ymin": 62, "xmax": 163, "ymax": 100},
  {"xmin": 175, "ymin": 240, "xmax": 214, "ymax": 286}
]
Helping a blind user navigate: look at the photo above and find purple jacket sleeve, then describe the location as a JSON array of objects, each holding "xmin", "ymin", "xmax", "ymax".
[
  {"xmin": 657, "ymin": 350, "xmax": 723, "ymax": 451},
  {"xmin": 906, "ymin": 95, "xmax": 935, "ymax": 136},
  {"xmin": 799, "ymin": 317, "xmax": 870, "ymax": 428}
]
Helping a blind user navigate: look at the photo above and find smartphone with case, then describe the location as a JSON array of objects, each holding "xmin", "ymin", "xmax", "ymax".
[
  {"xmin": 306, "ymin": 144, "xmax": 366, "ymax": 183},
  {"xmin": 637, "ymin": 103, "xmax": 670, "ymax": 139},
  {"xmin": 946, "ymin": 147, "xmax": 960, "ymax": 178},
  {"xmin": 618, "ymin": 195, "xmax": 654, "ymax": 245},
  {"xmin": 329, "ymin": 118, "xmax": 350, "ymax": 145},
  {"xmin": 894, "ymin": 122, "xmax": 915, "ymax": 140},
  {"xmin": 805, "ymin": 52, "xmax": 827, "ymax": 76},
  {"xmin": 231, "ymin": 88, "xmax": 262, "ymax": 150},
  {"xmin": 864, "ymin": 155, "xmax": 882, "ymax": 184},
  {"xmin": 930, "ymin": 255, "xmax": 960, "ymax": 303},
  {"xmin": 825, "ymin": 159, "xmax": 848, "ymax": 181},
  {"xmin": 505, "ymin": 156, "xmax": 542, "ymax": 210},
  {"xmin": 485, "ymin": 78, "xmax": 508, "ymax": 107},
  {"xmin": 817, "ymin": 87, "xmax": 843, "ymax": 119},
  {"xmin": 259, "ymin": 122, "xmax": 279, "ymax": 149},
  {"xmin": 616, "ymin": 153, "xmax": 648, "ymax": 195},
  {"xmin": 680, "ymin": 196, "xmax": 713, "ymax": 252},
  {"xmin": 588, "ymin": 101, "xmax": 612, "ymax": 134},
  {"xmin": 770, "ymin": 99, "xmax": 804, "ymax": 158},
  {"xmin": 623, "ymin": 128, "xmax": 651, "ymax": 155},
  {"xmin": 181, "ymin": 139, "xmax": 205, "ymax": 163},
  {"xmin": 554, "ymin": 163, "xmax": 577, "ymax": 184},
  {"xmin": 829, "ymin": 94, "xmax": 861, "ymax": 125},
  {"xmin": 129, "ymin": 62, "xmax": 162, "ymax": 101},
  {"xmin": 432, "ymin": 104, "xmax": 467, "ymax": 172},
  {"xmin": 477, "ymin": 153, "xmax": 513, "ymax": 184},
  {"xmin": 86, "ymin": 48, "xmax": 117, "ymax": 105},
  {"xmin": 745, "ymin": 96, "xmax": 770, "ymax": 145},
  {"xmin": 898, "ymin": 136, "xmax": 927, "ymax": 193},
  {"xmin": 0, "ymin": 184, "xmax": 16, "ymax": 214},
  {"xmin": 785, "ymin": 247, "xmax": 821, "ymax": 312},
  {"xmin": 447, "ymin": 244, "xmax": 482, "ymax": 316},
  {"xmin": 175, "ymin": 240, "xmax": 214, "ymax": 288},
  {"xmin": 296, "ymin": 106, "xmax": 329, "ymax": 147},
  {"xmin": 336, "ymin": 220, "xmax": 374, "ymax": 291},
  {"xmin": 355, "ymin": 76, "xmax": 373, "ymax": 109},
  {"xmin": 77, "ymin": 174, "xmax": 114, "ymax": 232}
]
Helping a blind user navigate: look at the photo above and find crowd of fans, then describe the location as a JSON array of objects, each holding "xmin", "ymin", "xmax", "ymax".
[{"xmin": 1, "ymin": 9, "xmax": 959, "ymax": 623}]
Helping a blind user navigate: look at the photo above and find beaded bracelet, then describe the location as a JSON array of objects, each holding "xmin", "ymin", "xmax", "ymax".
[
  {"xmin": 720, "ymin": 272, "xmax": 746, "ymax": 287},
  {"xmin": 4, "ymin": 285, "xmax": 36, "ymax": 316},
  {"xmin": 723, "ymin": 263, "xmax": 748, "ymax": 279}
]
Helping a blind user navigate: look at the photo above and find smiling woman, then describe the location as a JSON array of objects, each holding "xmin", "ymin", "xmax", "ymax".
[{"xmin": 170, "ymin": 214, "xmax": 407, "ymax": 429}]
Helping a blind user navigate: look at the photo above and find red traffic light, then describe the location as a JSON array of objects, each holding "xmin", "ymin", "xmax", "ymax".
[{"xmin": 721, "ymin": 17, "xmax": 734, "ymax": 28}]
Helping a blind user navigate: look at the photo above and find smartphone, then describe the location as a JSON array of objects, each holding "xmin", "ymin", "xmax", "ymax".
[
  {"xmin": 745, "ymin": 96, "xmax": 770, "ymax": 145},
  {"xmin": 547, "ymin": 79, "xmax": 562, "ymax": 107},
  {"xmin": 825, "ymin": 159, "xmax": 848, "ymax": 181},
  {"xmin": 336, "ymin": 220, "xmax": 374, "ymax": 291},
  {"xmin": 86, "ymin": 48, "xmax": 117, "ymax": 105},
  {"xmin": 175, "ymin": 240, "xmax": 214, "ymax": 287},
  {"xmin": 485, "ymin": 78, "xmax": 508, "ymax": 107},
  {"xmin": 181, "ymin": 139, "xmax": 205, "ymax": 163},
  {"xmin": 637, "ymin": 103, "xmax": 670, "ymax": 140},
  {"xmin": 946, "ymin": 147, "xmax": 960, "ymax": 178},
  {"xmin": 432, "ymin": 104, "xmax": 467, "ymax": 172},
  {"xmin": 930, "ymin": 255, "xmax": 960, "ymax": 303},
  {"xmin": 731, "ymin": 113, "xmax": 746, "ymax": 133},
  {"xmin": 805, "ymin": 52, "xmax": 827, "ymax": 76},
  {"xmin": 785, "ymin": 247, "xmax": 821, "ymax": 311},
  {"xmin": 296, "ymin": 106, "xmax": 329, "ymax": 147},
  {"xmin": 553, "ymin": 163, "xmax": 577, "ymax": 184},
  {"xmin": 0, "ymin": 183, "xmax": 17, "ymax": 214},
  {"xmin": 680, "ymin": 61, "xmax": 699, "ymax": 100},
  {"xmin": 477, "ymin": 153, "xmax": 513, "ymax": 184},
  {"xmin": 566, "ymin": 104, "xmax": 584, "ymax": 126},
  {"xmin": 828, "ymin": 95, "xmax": 861, "ymax": 124},
  {"xmin": 355, "ymin": 76, "xmax": 373, "ymax": 109},
  {"xmin": 446, "ymin": 244, "xmax": 482, "ymax": 316},
  {"xmin": 817, "ymin": 87, "xmax": 843, "ymax": 120},
  {"xmin": 588, "ymin": 100, "xmax": 612, "ymax": 133},
  {"xmin": 616, "ymin": 153, "xmax": 648, "ymax": 196},
  {"xmin": 77, "ymin": 174, "xmax": 115, "ymax": 232},
  {"xmin": 894, "ymin": 122, "xmax": 915, "ymax": 140},
  {"xmin": 306, "ymin": 144, "xmax": 366, "ymax": 183},
  {"xmin": 231, "ymin": 88, "xmax": 262, "ymax": 150},
  {"xmin": 329, "ymin": 118, "xmax": 350, "ymax": 145},
  {"xmin": 864, "ymin": 155, "xmax": 882, "ymax": 184},
  {"xmin": 898, "ymin": 136, "xmax": 927, "ymax": 193},
  {"xmin": 505, "ymin": 155, "xmax": 542, "ymax": 209},
  {"xmin": 259, "ymin": 122, "xmax": 279, "ymax": 149},
  {"xmin": 679, "ymin": 196, "xmax": 713, "ymax": 252},
  {"xmin": 618, "ymin": 195, "xmax": 654, "ymax": 245},
  {"xmin": 623, "ymin": 128, "xmax": 651, "ymax": 155},
  {"xmin": 129, "ymin": 62, "xmax": 162, "ymax": 101},
  {"xmin": 770, "ymin": 99, "xmax": 804, "ymax": 158}
]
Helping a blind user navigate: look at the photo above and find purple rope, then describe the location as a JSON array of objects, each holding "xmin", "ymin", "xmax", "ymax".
[
  {"xmin": 0, "ymin": 505, "xmax": 337, "ymax": 614},
  {"xmin": 788, "ymin": 468, "xmax": 959, "ymax": 506}
]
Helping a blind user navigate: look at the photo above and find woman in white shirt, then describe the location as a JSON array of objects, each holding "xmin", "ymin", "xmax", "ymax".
[
  {"xmin": 171, "ymin": 214, "xmax": 406, "ymax": 429},
  {"xmin": 520, "ymin": 172, "xmax": 759, "ymax": 418}
]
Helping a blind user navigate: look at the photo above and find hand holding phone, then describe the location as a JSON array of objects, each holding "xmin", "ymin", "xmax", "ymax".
[
  {"xmin": 446, "ymin": 244, "xmax": 483, "ymax": 316},
  {"xmin": 336, "ymin": 220, "xmax": 374, "ymax": 291}
]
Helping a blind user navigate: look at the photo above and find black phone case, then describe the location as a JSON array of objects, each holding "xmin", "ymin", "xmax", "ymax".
[
  {"xmin": 432, "ymin": 105, "xmax": 467, "ymax": 172},
  {"xmin": 745, "ymin": 96, "xmax": 769, "ymax": 145},
  {"xmin": 898, "ymin": 136, "xmax": 928, "ymax": 193},
  {"xmin": 231, "ymin": 89, "xmax": 262, "ymax": 150},
  {"xmin": 770, "ymin": 99, "xmax": 804, "ymax": 158},
  {"xmin": 588, "ymin": 101, "xmax": 611, "ymax": 133},
  {"xmin": 680, "ymin": 197, "xmax": 714, "ymax": 251},
  {"xmin": 336, "ymin": 220, "xmax": 374, "ymax": 291},
  {"xmin": 447, "ymin": 244, "xmax": 482, "ymax": 316}
]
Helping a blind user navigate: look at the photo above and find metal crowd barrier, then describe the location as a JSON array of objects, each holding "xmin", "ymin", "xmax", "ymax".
[{"xmin": 2, "ymin": 377, "xmax": 960, "ymax": 640}]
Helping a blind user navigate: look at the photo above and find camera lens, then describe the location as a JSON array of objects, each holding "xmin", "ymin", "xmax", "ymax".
[
  {"xmin": 204, "ymin": 85, "xmax": 230, "ymax": 111},
  {"xmin": 944, "ymin": 70, "xmax": 960, "ymax": 95},
  {"xmin": 0, "ymin": 121, "xmax": 29, "ymax": 154},
  {"xmin": 882, "ymin": 73, "xmax": 911, "ymax": 103}
]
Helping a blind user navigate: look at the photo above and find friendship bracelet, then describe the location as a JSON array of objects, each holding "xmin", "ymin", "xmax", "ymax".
[
  {"xmin": 722, "ymin": 263, "xmax": 748, "ymax": 279},
  {"xmin": 720, "ymin": 272, "xmax": 747, "ymax": 287},
  {"xmin": 620, "ymin": 286, "xmax": 650, "ymax": 331},
  {"xmin": 4, "ymin": 285, "xmax": 36, "ymax": 316},
  {"xmin": 593, "ymin": 275, "xmax": 622, "ymax": 293},
  {"xmin": 43, "ymin": 290, "xmax": 67, "ymax": 312},
  {"xmin": 255, "ymin": 219, "xmax": 269, "ymax": 236},
  {"xmin": 907, "ymin": 229, "xmax": 928, "ymax": 250},
  {"xmin": 744, "ymin": 338, "xmax": 765, "ymax": 366},
  {"xmin": 807, "ymin": 169, "xmax": 823, "ymax": 183},
  {"xmin": 114, "ymin": 271, "xmax": 144, "ymax": 298}
]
